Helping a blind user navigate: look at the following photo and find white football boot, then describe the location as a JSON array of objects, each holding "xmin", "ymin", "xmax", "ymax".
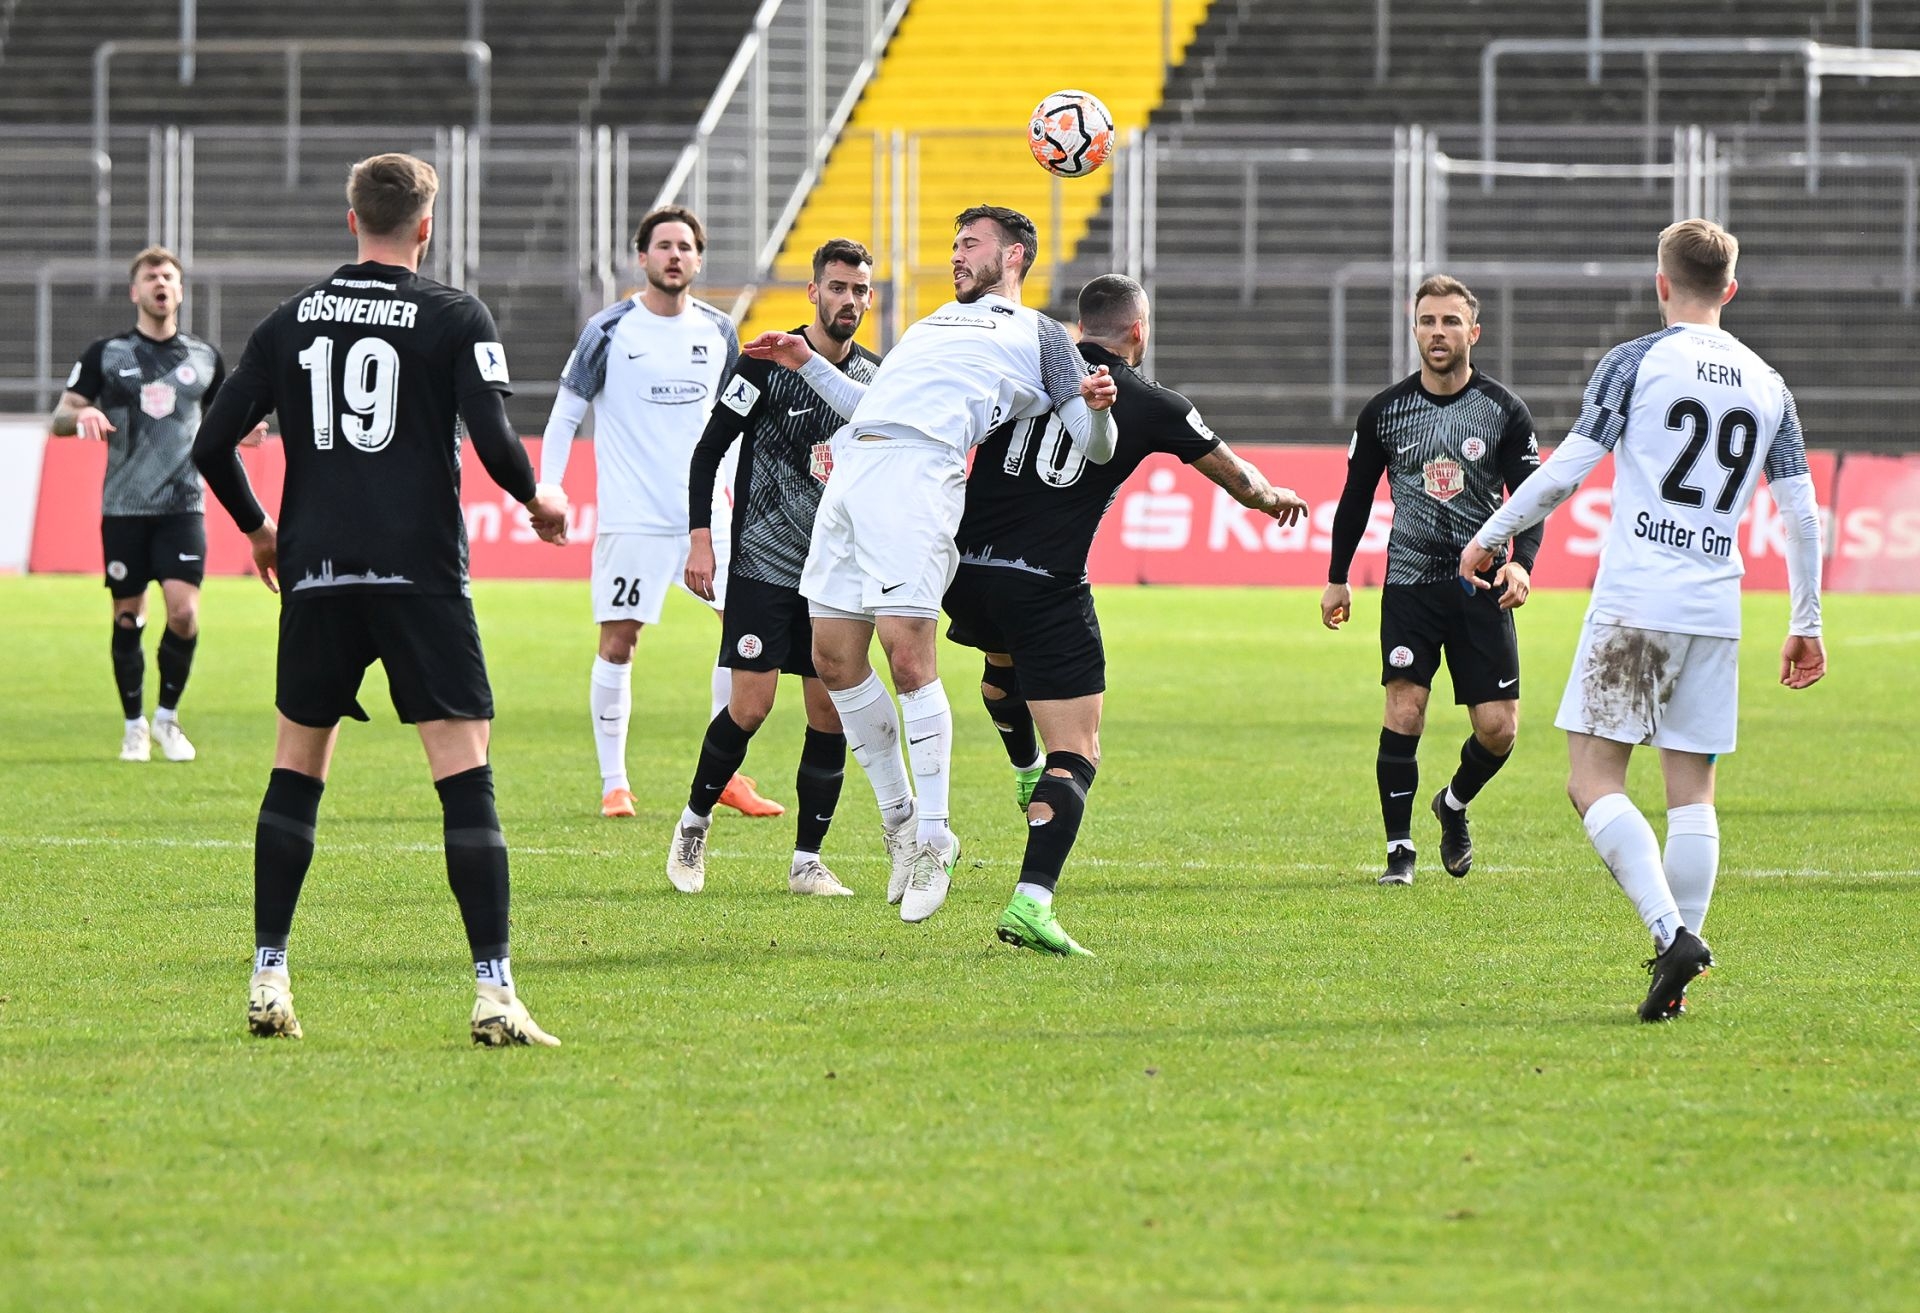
[
  {"xmin": 119, "ymin": 718, "xmax": 151, "ymax": 763},
  {"xmin": 152, "ymin": 715, "xmax": 196, "ymax": 762},
  {"xmin": 883, "ymin": 801, "xmax": 917, "ymax": 905},
  {"xmin": 788, "ymin": 859, "xmax": 854, "ymax": 897},
  {"xmin": 667, "ymin": 821, "xmax": 708, "ymax": 893},
  {"xmin": 247, "ymin": 970, "xmax": 302, "ymax": 1039},
  {"xmin": 471, "ymin": 983, "xmax": 561, "ymax": 1047},
  {"xmin": 900, "ymin": 832, "xmax": 961, "ymax": 924}
]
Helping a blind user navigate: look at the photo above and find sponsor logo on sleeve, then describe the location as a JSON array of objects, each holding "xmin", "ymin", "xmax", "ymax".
[
  {"xmin": 66, "ymin": 361, "xmax": 82, "ymax": 388},
  {"xmin": 475, "ymin": 342, "xmax": 510, "ymax": 384},
  {"xmin": 1186, "ymin": 408, "xmax": 1217, "ymax": 440},
  {"xmin": 721, "ymin": 375, "xmax": 761, "ymax": 416}
]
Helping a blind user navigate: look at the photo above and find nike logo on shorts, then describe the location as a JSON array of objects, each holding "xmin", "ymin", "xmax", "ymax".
[
  {"xmin": 1498, "ymin": 678, "xmax": 1518, "ymax": 689},
  {"xmin": 880, "ymin": 582, "xmax": 905, "ymax": 594},
  {"xmin": 178, "ymin": 554, "xmax": 200, "ymax": 561}
]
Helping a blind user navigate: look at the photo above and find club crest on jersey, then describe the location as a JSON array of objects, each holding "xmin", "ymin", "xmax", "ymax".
[
  {"xmin": 692, "ymin": 344, "xmax": 709, "ymax": 363},
  {"xmin": 1422, "ymin": 457, "xmax": 1464, "ymax": 502},
  {"xmin": 809, "ymin": 441, "xmax": 833, "ymax": 484},
  {"xmin": 139, "ymin": 381, "xmax": 177, "ymax": 419},
  {"xmin": 175, "ymin": 363, "xmax": 198, "ymax": 386},
  {"xmin": 1460, "ymin": 436, "xmax": 1487, "ymax": 462}
]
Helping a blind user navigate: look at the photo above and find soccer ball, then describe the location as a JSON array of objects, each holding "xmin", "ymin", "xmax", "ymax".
[{"xmin": 1028, "ymin": 89, "xmax": 1116, "ymax": 178}]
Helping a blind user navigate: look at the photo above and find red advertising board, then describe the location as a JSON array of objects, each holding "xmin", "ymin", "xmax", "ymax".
[{"xmin": 25, "ymin": 436, "xmax": 1915, "ymax": 591}]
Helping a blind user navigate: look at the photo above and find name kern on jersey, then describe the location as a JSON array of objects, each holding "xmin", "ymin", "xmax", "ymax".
[{"xmin": 1573, "ymin": 324, "xmax": 1808, "ymax": 639}]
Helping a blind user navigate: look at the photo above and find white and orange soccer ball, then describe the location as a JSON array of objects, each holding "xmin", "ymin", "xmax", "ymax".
[{"xmin": 1028, "ymin": 89, "xmax": 1116, "ymax": 178}]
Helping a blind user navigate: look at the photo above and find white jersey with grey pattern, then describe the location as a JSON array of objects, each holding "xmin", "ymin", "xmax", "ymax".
[
  {"xmin": 558, "ymin": 295, "xmax": 739, "ymax": 534},
  {"xmin": 823, "ymin": 294, "xmax": 1091, "ymax": 456},
  {"xmin": 1564, "ymin": 324, "xmax": 1808, "ymax": 640}
]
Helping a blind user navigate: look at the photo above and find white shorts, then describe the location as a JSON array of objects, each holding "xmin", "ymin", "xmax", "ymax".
[
  {"xmin": 800, "ymin": 438, "xmax": 964, "ymax": 618},
  {"xmin": 592, "ymin": 531, "xmax": 728, "ymax": 624},
  {"xmin": 1554, "ymin": 616, "xmax": 1740, "ymax": 755}
]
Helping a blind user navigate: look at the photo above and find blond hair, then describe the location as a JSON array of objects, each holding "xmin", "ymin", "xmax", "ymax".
[
  {"xmin": 346, "ymin": 153, "xmax": 439, "ymax": 238},
  {"xmin": 128, "ymin": 245, "xmax": 182, "ymax": 282},
  {"xmin": 1659, "ymin": 219, "xmax": 1739, "ymax": 299}
]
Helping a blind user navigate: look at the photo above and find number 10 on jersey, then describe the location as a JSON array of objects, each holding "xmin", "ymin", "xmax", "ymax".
[{"xmin": 297, "ymin": 334, "xmax": 401, "ymax": 453}]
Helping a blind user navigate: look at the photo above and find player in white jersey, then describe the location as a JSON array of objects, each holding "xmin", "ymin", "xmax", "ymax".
[
  {"xmin": 1462, "ymin": 220, "xmax": 1826, "ymax": 1022},
  {"xmin": 742, "ymin": 204, "xmax": 1118, "ymax": 923},
  {"xmin": 541, "ymin": 205, "xmax": 783, "ymax": 822}
]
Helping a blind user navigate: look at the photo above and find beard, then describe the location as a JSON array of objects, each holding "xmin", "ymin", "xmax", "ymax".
[
  {"xmin": 1425, "ymin": 344, "xmax": 1465, "ymax": 374},
  {"xmin": 953, "ymin": 254, "xmax": 1004, "ymax": 304},
  {"xmin": 645, "ymin": 265, "xmax": 690, "ymax": 295},
  {"xmin": 820, "ymin": 311, "xmax": 858, "ymax": 343}
]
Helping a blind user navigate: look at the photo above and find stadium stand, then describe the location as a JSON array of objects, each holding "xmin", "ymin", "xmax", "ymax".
[
  {"xmin": 736, "ymin": 0, "xmax": 1212, "ymax": 344},
  {"xmin": 1060, "ymin": 0, "xmax": 1920, "ymax": 450}
]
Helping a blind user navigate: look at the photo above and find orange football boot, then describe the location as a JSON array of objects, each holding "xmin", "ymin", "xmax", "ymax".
[
  {"xmin": 600, "ymin": 787, "xmax": 637, "ymax": 818},
  {"xmin": 716, "ymin": 773, "xmax": 784, "ymax": 817}
]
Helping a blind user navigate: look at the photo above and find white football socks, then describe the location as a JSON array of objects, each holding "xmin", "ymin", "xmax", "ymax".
[
  {"xmin": 590, "ymin": 656, "xmax": 633, "ymax": 793},
  {"xmin": 475, "ymin": 955, "xmax": 514, "ymax": 994},
  {"xmin": 899, "ymin": 680, "xmax": 955, "ymax": 847},
  {"xmin": 826, "ymin": 672, "xmax": 913, "ymax": 823},
  {"xmin": 679, "ymin": 806, "xmax": 710, "ymax": 833},
  {"xmin": 711, "ymin": 664, "xmax": 732, "ymax": 721},
  {"xmin": 1665, "ymin": 804, "xmax": 1720, "ymax": 935},
  {"xmin": 1014, "ymin": 881, "xmax": 1053, "ymax": 906},
  {"xmin": 1584, "ymin": 792, "xmax": 1682, "ymax": 952},
  {"xmin": 253, "ymin": 945, "xmax": 287, "ymax": 975}
]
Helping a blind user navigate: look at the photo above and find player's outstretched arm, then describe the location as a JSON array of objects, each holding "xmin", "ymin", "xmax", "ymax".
[
  {"xmin": 1461, "ymin": 434, "xmax": 1607, "ymax": 587},
  {"xmin": 793, "ymin": 350, "xmax": 870, "ymax": 421},
  {"xmin": 1193, "ymin": 443, "xmax": 1307, "ymax": 525}
]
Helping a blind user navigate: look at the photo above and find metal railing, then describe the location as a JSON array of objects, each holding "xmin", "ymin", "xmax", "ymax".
[
  {"xmin": 1481, "ymin": 38, "xmax": 1920, "ymax": 191},
  {"xmin": 92, "ymin": 38, "xmax": 492, "ymax": 227},
  {"xmin": 651, "ymin": 0, "xmax": 907, "ymax": 290}
]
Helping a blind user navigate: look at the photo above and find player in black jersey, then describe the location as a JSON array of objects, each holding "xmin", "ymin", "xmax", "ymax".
[
  {"xmin": 53, "ymin": 246, "xmax": 266, "ymax": 764},
  {"xmin": 668, "ymin": 239, "xmax": 882, "ymax": 897},
  {"xmin": 192, "ymin": 153, "xmax": 571, "ymax": 1047},
  {"xmin": 1322, "ymin": 275, "xmax": 1543, "ymax": 888},
  {"xmin": 950, "ymin": 275, "xmax": 1308, "ymax": 955}
]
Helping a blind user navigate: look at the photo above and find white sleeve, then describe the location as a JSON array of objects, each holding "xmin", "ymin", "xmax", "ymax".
[
  {"xmin": 1472, "ymin": 433, "xmax": 1609, "ymax": 549},
  {"xmin": 1052, "ymin": 396, "xmax": 1115, "ymax": 464},
  {"xmin": 1771, "ymin": 472, "xmax": 1823, "ymax": 637},
  {"xmin": 796, "ymin": 352, "xmax": 869, "ymax": 420},
  {"xmin": 539, "ymin": 386, "xmax": 590, "ymax": 486}
]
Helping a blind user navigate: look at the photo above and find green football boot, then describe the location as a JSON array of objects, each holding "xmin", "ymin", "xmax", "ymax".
[
  {"xmin": 996, "ymin": 893, "xmax": 1095, "ymax": 957},
  {"xmin": 1014, "ymin": 763, "xmax": 1044, "ymax": 811}
]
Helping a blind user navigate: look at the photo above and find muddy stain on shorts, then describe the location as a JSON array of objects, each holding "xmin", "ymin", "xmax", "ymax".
[{"xmin": 1581, "ymin": 625, "xmax": 1681, "ymax": 744}]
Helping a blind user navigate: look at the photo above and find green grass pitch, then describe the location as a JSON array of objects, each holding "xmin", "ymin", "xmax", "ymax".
[{"xmin": 1, "ymin": 575, "xmax": 1916, "ymax": 1311}]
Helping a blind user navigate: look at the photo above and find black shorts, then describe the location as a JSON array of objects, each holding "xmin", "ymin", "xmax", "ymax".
[
  {"xmin": 719, "ymin": 573, "xmax": 816, "ymax": 677},
  {"xmin": 101, "ymin": 513, "xmax": 206, "ymax": 598},
  {"xmin": 943, "ymin": 565, "xmax": 1105, "ymax": 702},
  {"xmin": 1379, "ymin": 580, "xmax": 1520, "ymax": 706},
  {"xmin": 276, "ymin": 594, "xmax": 493, "ymax": 728}
]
